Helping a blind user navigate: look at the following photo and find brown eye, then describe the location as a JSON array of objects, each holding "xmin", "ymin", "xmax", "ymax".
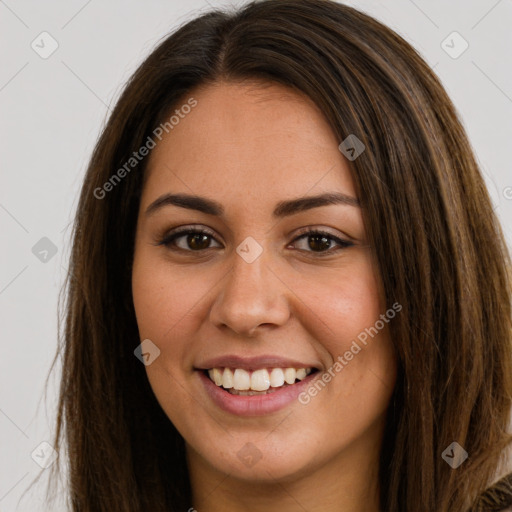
[
  {"xmin": 306, "ymin": 234, "xmax": 332, "ymax": 252},
  {"xmin": 184, "ymin": 233, "xmax": 211, "ymax": 250},
  {"xmin": 291, "ymin": 229, "xmax": 354, "ymax": 255},
  {"xmin": 158, "ymin": 227, "xmax": 353, "ymax": 256},
  {"xmin": 158, "ymin": 228, "xmax": 221, "ymax": 251}
]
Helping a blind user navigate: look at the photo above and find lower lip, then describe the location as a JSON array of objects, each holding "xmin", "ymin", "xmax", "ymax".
[{"xmin": 197, "ymin": 370, "xmax": 319, "ymax": 416}]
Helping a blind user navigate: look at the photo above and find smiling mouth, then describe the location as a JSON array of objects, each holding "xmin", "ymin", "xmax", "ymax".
[{"xmin": 204, "ymin": 367, "xmax": 318, "ymax": 395}]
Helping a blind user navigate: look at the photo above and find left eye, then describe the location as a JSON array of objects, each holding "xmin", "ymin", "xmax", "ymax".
[
  {"xmin": 291, "ymin": 230, "xmax": 354, "ymax": 254},
  {"xmin": 158, "ymin": 228, "xmax": 353, "ymax": 255}
]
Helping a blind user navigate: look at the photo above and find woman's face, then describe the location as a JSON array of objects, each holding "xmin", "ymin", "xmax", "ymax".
[{"xmin": 132, "ymin": 81, "xmax": 397, "ymax": 484}]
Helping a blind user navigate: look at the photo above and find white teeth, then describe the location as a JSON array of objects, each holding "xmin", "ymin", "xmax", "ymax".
[
  {"xmin": 269, "ymin": 368, "xmax": 285, "ymax": 387},
  {"xmin": 284, "ymin": 368, "xmax": 296, "ymax": 385},
  {"xmin": 233, "ymin": 369, "xmax": 251, "ymax": 390},
  {"xmin": 251, "ymin": 369, "xmax": 270, "ymax": 391},
  {"xmin": 207, "ymin": 366, "xmax": 315, "ymax": 391},
  {"xmin": 210, "ymin": 368, "xmax": 223, "ymax": 386},
  {"xmin": 296, "ymin": 368, "xmax": 307, "ymax": 380},
  {"xmin": 222, "ymin": 368, "xmax": 234, "ymax": 389}
]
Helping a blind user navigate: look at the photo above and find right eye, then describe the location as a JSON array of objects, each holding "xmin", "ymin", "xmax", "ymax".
[{"xmin": 158, "ymin": 227, "xmax": 222, "ymax": 252}]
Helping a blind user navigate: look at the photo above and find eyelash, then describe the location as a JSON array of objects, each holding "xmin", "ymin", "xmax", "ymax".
[{"xmin": 156, "ymin": 226, "xmax": 354, "ymax": 256}]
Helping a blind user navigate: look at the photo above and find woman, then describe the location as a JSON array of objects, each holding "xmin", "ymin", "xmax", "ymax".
[{"xmin": 48, "ymin": 0, "xmax": 512, "ymax": 510}]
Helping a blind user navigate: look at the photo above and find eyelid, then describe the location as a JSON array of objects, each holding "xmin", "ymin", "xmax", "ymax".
[
  {"xmin": 169, "ymin": 224, "xmax": 216, "ymax": 237},
  {"xmin": 289, "ymin": 227, "xmax": 355, "ymax": 255},
  {"xmin": 156, "ymin": 224, "xmax": 218, "ymax": 243},
  {"xmin": 159, "ymin": 224, "xmax": 352, "ymax": 241},
  {"xmin": 292, "ymin": 225, "xmax": 354, "ymax": 243},
  {"xmin": 156, "ymin": 224, "xmax": 355, "ymax": 254}
]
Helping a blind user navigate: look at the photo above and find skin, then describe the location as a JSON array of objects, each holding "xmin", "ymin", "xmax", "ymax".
[{"xmin": 132, "ymin": 80, "xmax": 398, "ymax": 512}]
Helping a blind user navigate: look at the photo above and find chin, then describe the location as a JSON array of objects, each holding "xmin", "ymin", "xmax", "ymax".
[{"xmin": 191, "ymin": 430, "xmax": 327, "ymax": 484}]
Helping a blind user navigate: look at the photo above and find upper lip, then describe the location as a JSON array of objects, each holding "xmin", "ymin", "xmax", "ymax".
[{"xmin": 196, "ymin": 355, "xmax": 320, "ymax": 371}]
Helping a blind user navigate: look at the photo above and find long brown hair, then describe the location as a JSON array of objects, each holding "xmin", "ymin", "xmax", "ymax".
[{"xmin": 47, "ymin": 1, "xmax": 512, "ymax": 510}]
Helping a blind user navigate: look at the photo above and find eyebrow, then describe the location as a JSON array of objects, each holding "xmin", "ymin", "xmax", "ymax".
[{"xmin": 145, "ymin": 191, "xmax": 360, "ymax": 218}]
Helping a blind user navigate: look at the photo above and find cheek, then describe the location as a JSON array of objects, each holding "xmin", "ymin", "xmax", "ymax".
[
  {"xmin": 294, "ymin": 253, "xmax": 397, "ymax": 402},
  {"xmin": 131, "ymin": 254, "xmax": 208, "ymax": 424},
  {"xmin": 296, "ymin": 253, "xmax": 385, "ymax": 351},
  {"xmin": 131, "ymin": 253, "xmax": 214, "ymax": 343}
]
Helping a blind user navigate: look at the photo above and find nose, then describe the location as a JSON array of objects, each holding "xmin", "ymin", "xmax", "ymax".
[{"xmin": 208, "ymin": 247, "xmax": 291, "ymax": 337}]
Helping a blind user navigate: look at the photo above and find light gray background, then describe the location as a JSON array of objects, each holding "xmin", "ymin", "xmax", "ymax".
[{"xmin": 1, "ymin": 0, "xmax": 511, "ymax": 510}]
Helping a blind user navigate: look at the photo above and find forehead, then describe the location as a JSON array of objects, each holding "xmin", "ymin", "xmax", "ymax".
[{"xmin": 142, "ymin": 81, "xmax": 357, "ymax": 209}]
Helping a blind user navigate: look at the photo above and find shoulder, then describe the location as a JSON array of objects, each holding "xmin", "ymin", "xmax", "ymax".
[{"xmin": 473, "ymin": 472, "xmax": 512, "ymax": 512}]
